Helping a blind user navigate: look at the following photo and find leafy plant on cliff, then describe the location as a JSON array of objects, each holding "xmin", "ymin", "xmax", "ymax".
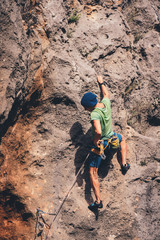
[{"xmin": 68, "ymin": 10, "xmax": 80, "ymax": 24}]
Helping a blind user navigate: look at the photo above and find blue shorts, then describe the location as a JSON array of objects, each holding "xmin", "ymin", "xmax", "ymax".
[{"xmin": 89, "ymin": 133, "xmax": 122, "ymax": 169}]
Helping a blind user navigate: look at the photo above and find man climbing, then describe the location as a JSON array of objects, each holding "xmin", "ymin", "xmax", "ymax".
[{"xmin": 81, "ymin": 76, "xmax": 130, "ymax": 210}]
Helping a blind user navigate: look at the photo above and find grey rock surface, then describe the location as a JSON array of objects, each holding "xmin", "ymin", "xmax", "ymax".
[{"xmin": 0, "ymin": 0, "xmax": 159, "ymax": 239}]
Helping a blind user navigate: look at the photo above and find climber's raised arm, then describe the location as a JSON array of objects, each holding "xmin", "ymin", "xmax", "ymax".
[{"xmin": 97, "ymin": 75, "xmax": 110, "ymax": 99}]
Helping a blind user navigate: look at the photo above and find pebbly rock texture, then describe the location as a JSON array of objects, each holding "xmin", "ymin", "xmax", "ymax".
[{"xmin": 0, "ymin": 0, "xmax": 160, "ymax": 239}]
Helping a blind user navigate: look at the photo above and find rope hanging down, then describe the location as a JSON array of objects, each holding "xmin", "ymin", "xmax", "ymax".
[
  {"xmin": 44, "ymin": 152, "xmax": 90, "ymax": 240},
  {"xmin": 33, "ymin": 152, "xmax": 90, "ymax": 240}
]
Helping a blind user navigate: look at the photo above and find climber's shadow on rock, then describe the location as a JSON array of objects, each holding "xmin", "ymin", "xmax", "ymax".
[
  {"xmin": 70, "ymin": 122, "xmax": 118, "ymax": 211},
  {"xmin": 98, "ymin": 148, "xmax": 117, "ymax": 178},
  {"xmin": 70, "ymin": 122, "xmax": 93, "ymax": 204}
]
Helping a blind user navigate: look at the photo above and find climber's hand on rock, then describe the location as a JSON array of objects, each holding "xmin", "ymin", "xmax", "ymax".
[{"xmin": 97, "ymin": 75, "xmax": 103, "ymax": 84}]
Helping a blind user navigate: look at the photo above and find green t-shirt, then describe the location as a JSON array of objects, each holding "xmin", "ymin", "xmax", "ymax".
[{"xmin": 90, "ymin": 98, "xmax": 114, "ymax": 140}]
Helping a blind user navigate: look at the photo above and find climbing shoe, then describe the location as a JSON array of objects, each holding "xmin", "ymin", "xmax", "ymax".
[
  {"xmin": 121, "ymin": 163, "xmax": 130, "ymax": 175},
  {"xmin": 88, "ymin": 200, "xmax": 103, "ymax": 210}
]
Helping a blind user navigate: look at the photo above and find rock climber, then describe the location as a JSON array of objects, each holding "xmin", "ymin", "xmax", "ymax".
[{"xmin": 81, "ymin": 76, "xmax": 130, "ymax": 210}]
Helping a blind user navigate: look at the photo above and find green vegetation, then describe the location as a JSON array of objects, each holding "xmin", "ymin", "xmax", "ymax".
[{"xmin": 68, "ymin": 11, "xmax": 80, "ymax": 24}]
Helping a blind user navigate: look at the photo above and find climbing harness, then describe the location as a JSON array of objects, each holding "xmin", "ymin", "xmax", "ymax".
[
  {"xmin": 41, "ymin": 137, "xmax": 119, "ymax": 239},
  {"xmin": 34, "ymin": 137, "xmax": 119, "ymax": 238},
  {"xmin": 34, "ymin": 106, "xmax": 120, "ymax": 239},
  {"xmin": 91, "ymin": 135, "xmax": 120, "ymax": 158}
]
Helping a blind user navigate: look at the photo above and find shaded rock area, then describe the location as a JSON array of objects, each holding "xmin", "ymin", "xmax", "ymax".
[{"xmin": 0, "ymin": 0, "xmax": 160, "ymax": 239}]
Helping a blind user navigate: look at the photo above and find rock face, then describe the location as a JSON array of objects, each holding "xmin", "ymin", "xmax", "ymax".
[{"xmin": 0, "ymin": 0, "xmax": 160, "ymax": 239}]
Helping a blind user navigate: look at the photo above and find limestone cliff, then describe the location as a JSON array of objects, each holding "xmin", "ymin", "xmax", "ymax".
[{"xmin": 0, "ymin": 0, "xmax": 160, "ymax": 239}]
